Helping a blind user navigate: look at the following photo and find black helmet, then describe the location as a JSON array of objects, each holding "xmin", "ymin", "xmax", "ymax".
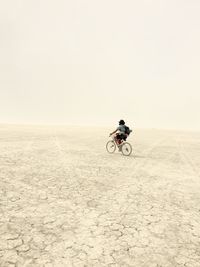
[{"xmin": 119, "ymin": 120, "xmax": 125, "ymax": 125}]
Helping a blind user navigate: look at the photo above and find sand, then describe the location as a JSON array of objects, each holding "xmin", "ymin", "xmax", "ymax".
[{"xmin": 0, "ymin": 125, "xmax": 200, "ymax": 267}]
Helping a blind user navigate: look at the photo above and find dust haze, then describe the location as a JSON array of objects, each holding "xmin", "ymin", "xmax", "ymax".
[{"xmin": 0, "ymin": 0, "xmax": 200, "ymax": 130}]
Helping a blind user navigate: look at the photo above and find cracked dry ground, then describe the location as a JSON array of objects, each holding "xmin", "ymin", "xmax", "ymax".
[{"xmin": 0, "ymin": 125, "xmax": 200, "ymax": 267}]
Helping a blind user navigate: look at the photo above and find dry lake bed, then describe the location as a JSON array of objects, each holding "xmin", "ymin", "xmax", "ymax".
[{"xmin": 0, "ymin": 125, "xmax": 200, "ymax": 267}]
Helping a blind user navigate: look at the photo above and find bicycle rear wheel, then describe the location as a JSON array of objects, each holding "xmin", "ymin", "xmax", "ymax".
[
  {"xmin": 106, "ymin": 140, "xmax": 116, "ymax": 154},
  {"xmin": 121, "ymin": 142, "xmax": 132, "ymax": 156}
]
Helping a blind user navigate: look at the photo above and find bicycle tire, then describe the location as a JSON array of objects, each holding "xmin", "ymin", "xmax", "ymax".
[
  {"xmin": 121, "ymin": 142, "xmax": 132, "ymax": 156},
  {"xmin": 106, "ymin": 140, "xmax": 116, "ymax": 154}
]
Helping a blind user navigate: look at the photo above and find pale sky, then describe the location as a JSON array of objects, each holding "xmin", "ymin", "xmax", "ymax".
[{"xmin": 0, "ymin": 0, "xmax": 200, "ymax": 130}]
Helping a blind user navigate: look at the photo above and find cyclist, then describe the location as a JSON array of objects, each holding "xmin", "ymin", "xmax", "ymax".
[{"xmin": 109, "ymin": 120, "xmax": 131, "ymax": 146}]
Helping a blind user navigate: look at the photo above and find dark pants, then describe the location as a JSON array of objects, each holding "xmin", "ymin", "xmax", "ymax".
[{"xmin": 116, "ymin": 133, "xmax": 127, "ymax": 141}]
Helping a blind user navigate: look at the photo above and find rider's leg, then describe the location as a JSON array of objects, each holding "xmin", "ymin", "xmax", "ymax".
[
  {"xmin": 122, "ymin": 134, "xmax": 127, "ymax": 141},
  {"xmin": 115, "ymin": 134, "xmax": 121, "ymax": 145},
  {"xmin": 117, "ymin": 135, "xmax": 123, "ymax": 151},
  {"xmin": 118, "ymin": 134, "xmax": 123, "ymax": 144}
]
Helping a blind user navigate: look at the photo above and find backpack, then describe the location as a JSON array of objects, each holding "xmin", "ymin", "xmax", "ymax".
[{"xmin": 124, "ymin": 126, "xmax": 131, "ymax": 135}]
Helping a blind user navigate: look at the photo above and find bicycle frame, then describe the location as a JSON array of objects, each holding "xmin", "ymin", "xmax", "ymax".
[
  {"xmin": 107, "ymin": 134, "xmax": 132, "ymax": 156},
  {"xmin": 110, "ymin": 134, "xmax": 124, "ymax": 147}
]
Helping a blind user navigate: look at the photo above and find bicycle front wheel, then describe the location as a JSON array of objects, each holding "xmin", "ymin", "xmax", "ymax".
[
  {"xmin": 106, "ymin": 140, "xmax": 116, "ymax": 154},
  {"xmin": 121, "ymin": 142, "xmax": 132, "ymax": 156}
]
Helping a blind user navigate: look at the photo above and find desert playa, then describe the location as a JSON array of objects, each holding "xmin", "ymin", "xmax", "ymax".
[{"xmin": 0, "ymin": 125, "xmax": 200, "ymax": 266}]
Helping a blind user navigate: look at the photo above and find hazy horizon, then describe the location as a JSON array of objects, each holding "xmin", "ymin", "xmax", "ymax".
[{"xmin": 1, "ymin": 0, "xmax": 200, "ymax": 131}]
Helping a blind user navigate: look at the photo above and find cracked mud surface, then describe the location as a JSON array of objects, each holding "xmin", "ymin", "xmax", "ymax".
[{"xmin": 0, "ymin": 125, "xmax": 200, "ymax": 267}]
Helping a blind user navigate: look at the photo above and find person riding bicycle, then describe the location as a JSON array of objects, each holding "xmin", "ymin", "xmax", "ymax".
[{"xmin": 109, "ymin": 120, "xmax": 131, "ymax": 145}]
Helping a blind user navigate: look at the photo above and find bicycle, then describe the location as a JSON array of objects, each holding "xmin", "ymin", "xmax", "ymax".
[{"xmin": 106, "ymin": 134, "xmax": 132, "ymax": 156}]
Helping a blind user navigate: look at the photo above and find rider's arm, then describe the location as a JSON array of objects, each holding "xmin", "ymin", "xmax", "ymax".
[{"xmin": 110, "ymin": 129, "xmax": 118, "ymax": 136}]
